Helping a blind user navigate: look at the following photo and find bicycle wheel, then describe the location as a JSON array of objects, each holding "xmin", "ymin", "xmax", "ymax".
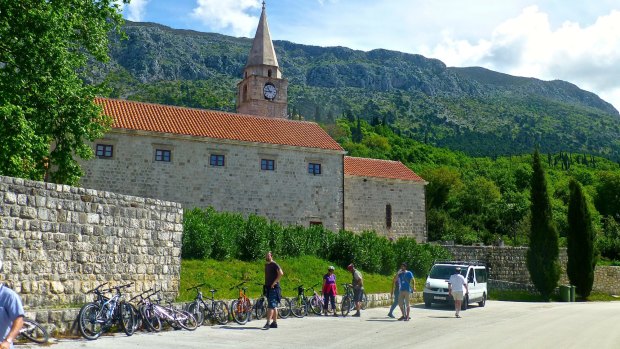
[
  {"xmin": 78, "ymin": 303, "xmax": 104, "ymax": 340},
  {"xmin": 254, "ymin": 297, "xmax": 267, "ymax": 320},
  {"xmin": 139, "ymin": 305, "xmax": 161, "ymax": 332},
  {"xmin": 118, "ymin": 301, "xmax": 135, "ymax": 336},
  {"xmin": 129, "ymin": 303, "xmax": 142, "ymax": 332},
  {"xmin": 212, "ymin": 301, "xmax": 230, "ymax": 325},
  {"xmin": 309, "ymin": 296, "xmax": 322, "ymax": 315},
  {"xmin": 231, "ymin": 300, "xmax": 250, "ymax": 325},
  {"xmin": 19, "ymin": 318, "xmax": 49, "ymax": 344},
  {"xmin": 290, "ymin": 296, "xmax": 306, "ymax": 318},
  {"xmin": 361, "ymin": 292, "xmax": 369, "ymax": 310},
  {"xmin": 277, "ymin": 297, "xmax": 291, "ymax": 319},
  {"xmin": 341, "ymin": 296, "xmax": 352, "ymax": 317},
  {"xmin": 187, "ymin": 301, "xmax": 205, "ymax": 326},
  {"xmin": 176, "ymin": 310, "xmax": 198, "ymax": 331}
]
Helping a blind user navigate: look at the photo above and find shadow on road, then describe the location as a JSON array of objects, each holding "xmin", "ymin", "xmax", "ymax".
[{"xmin": 219, "ymin": 325, "xmax": 264, "ymax": 330}]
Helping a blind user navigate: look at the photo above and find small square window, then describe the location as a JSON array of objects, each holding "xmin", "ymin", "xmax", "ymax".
[
  {"xmin": 155, "ymin": 149, "xmax": 171, "ymax": 162},
  {"xmin": 261, "ymin": 159, "xmax": 275, "ymax": 171},
  {"xmin": 96, "ymin": 144, "xmax": 113, "ymax": 158},
  {"xmin": 210, "ymin": 154, "xmax": 225, "ymax": 166},
  {"xmin": 308, "ymin": 163, "xmax": 322, "ymax": 175}
]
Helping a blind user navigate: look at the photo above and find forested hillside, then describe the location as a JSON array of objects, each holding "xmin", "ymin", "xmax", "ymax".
[{"xmin": 89, "ymin": 21, "xmax": 620, "ymax": 161}]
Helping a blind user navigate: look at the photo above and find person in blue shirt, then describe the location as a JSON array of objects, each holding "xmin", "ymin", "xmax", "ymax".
[
  {"xmin": 397, "ymin": 263, "xmax": 415, "ymax": 321},
  {"xmin": 1, "ymin": 261, "xmax": 25, "ymax": 349}
]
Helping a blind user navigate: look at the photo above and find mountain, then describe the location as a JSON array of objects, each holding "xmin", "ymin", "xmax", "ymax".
[{"xmin": 88, "ymin": 21, "xmax": 620, "ymax": 161}]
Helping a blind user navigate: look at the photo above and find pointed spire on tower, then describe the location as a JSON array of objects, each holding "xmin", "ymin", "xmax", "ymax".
[{"xmin": 246, "ymin": 1, "xmax": 279, "ymax": 68}]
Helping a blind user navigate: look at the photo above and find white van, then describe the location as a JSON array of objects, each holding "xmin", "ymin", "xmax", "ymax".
[{"xmin": 422, "ymin": 260, "xmax": 488, "ymax": 310}]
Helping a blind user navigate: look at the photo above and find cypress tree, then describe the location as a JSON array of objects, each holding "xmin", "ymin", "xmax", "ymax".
[
  {"xmin": 567, "ymin": 179, "xmax": 596, "ymax": 299},
  {"xmin": 527, "ymin": 149, "xmax": 561, "ymax": 300}
]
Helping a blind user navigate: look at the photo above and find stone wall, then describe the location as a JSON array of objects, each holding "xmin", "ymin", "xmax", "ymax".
[
  {"xmin": 0, "ymin": 175, "xmax": 183, "ymax": 311},
  {"xmin": 344, "ymin": 175, "xmax": 427, "ymax": 242},
  {"xmin": 443, "ymin": 245, "xmax": 619, "ymax": 294},
  {"xmin": 79, "ymin": 130, "xmax": 344, "ymax": 231}
]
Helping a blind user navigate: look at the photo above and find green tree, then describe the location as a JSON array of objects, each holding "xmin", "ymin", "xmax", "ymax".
[
  {"xmin": 527, "ymin": 150, "xmax": 561, "ymax": 300},
  {"xmin": 0, "ymin": 0, "xmax": 127, "ymax": 184},
  {"xmin": 594, "ymin": 172, "xmax": 620, "ymax": 221},
  {"xmin": 567, "ymin": 179, "xmax": 596, "ymax": 299}
]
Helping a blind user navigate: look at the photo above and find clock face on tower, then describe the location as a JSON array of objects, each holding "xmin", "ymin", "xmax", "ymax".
[{"xmin": 263, "ymin": 83, "xmax": 277, "ymax": 100}]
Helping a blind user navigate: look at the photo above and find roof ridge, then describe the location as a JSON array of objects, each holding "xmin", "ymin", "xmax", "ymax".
[{"xmin": 345, "ymin": 156, "xmax": 402, "ymax": 164}]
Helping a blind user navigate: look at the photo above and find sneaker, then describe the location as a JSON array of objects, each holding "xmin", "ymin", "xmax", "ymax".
[
  {"xmin": 352, "ymin": 312, "xmax": 361, "ymax": 317},
  {"xmin": 455, "ymin": 313, "xmax": 460, "ymax": 318},
  {"xmin": 333, "ymin": 313, "xmax": 338, "ymax": 317},
  {"xmin": 404, "ymin": 317, "xmax": 410, "ymax": 321},
  {"xmin": 387, "ymin": 313, "xmax": 395, "ymax": 318},
  {"xmin": 263, "ymin": 322, "xmax": 270, "ymax": 329},
  {"xmin": 269, "ymin": 322, "xmax": 278, "ymax": 328}
]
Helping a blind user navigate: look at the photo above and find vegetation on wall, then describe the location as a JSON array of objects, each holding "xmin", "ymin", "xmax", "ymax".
[{"xmin": 182, "ymin": 207, "xmax": 451, "ymax": 278}]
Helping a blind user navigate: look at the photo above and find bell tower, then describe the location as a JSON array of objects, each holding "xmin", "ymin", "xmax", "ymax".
[{"xmin": 236, "ymin": 1, "xmax": 288, "ymax": 118}]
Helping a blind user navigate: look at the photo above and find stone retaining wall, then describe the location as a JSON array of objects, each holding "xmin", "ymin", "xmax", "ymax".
[{"xmin": 0, "ymin": 175, "xmax": 183, "ymax": 317}]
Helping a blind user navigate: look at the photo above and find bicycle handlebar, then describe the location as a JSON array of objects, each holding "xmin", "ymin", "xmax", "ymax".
[
  {"xmin": 229, "ymin": 281, "xmax": 247, "ymax": 291},
  {"xmin": 128, "ymin": 288, "xmax": 154, "ymax": 302},
  {"xmin": 85, "ymin": 282, "xmax": 109, "ymax": 294},
  {"xmin": 186, "ymin": 283, "xmax": 206, "ymax": 291}
]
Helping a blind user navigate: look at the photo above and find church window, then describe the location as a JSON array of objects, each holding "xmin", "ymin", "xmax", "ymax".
[
  {"xmin": 243, "ymin": 85, "xmax": 248, "ymax": 101},
  {"xmin": 268, "ymin": 69, "xmax": 272, "ymax": 77},
  {"xmin": 210, "ymin": 154, "xmax": 225, "ymax": 167},
  {"xmin": 96, "ymin": 144, "xmax": 113, "ymax": 158},
  {"xmin": 308, "ymin": 163, "xmax": 322, "ymax": 175},
  {"xmin": 261, "ymin": 159, "xmax": 275, "ymax": 171},
  {"xmin": 155, "ymin": 149, "xmax": 171, "ymax": 162},
  {"xmin": 386, "ymin": 204, "xmax": 392, "ymax": 229}
]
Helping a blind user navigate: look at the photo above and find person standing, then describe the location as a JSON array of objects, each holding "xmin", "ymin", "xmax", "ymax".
[
  {"xmin": 322, "ymin": 266, "xmax": 338, "ymax": 316},
  {"xmin": 347, "ymin": 263, "xmax": 363, "ymax": 317},
  {"xmin": 387, "ymin": 269, "xmax": 402, "ymax": 318},
  {"xmin": 263, "ymin": 251, "xmax": 283, "ymax": 329},
  {"xmin": 448, "ymin": 267, "xmax": 468, "ymax": 318},
  {"xmin": 397, "ymin": 263, "xmax": 414, "ymax": 321},
  {"xmin": 1, "ymin": 261, "xmax": 24, "ymax": 349}
]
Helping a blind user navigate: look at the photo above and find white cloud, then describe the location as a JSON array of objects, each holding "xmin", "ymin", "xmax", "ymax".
[
  {"xmin": 124, "ymin": 0, "xmax": 150, "ymax": 22},
  {"xmin": 191, "ymin": 0, "xmax": 261, "ymax": 37},
  {"xmin": 423, "ymin": 6, "xmax": 620, "ymax": 112}
]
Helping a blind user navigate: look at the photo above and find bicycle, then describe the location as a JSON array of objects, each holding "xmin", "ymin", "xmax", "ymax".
[
  {"xmin": 340, "ymin": 283, "xmax": 355, "ymax": 316},
  {"xmin": 230, "ymin": 282, "xmax": 253, "ymax": 325},
  {"xmin": 128, "ymin": 288, "xmax": 157, "ymax": 332},
  {"xmin": 138, "ymin": 289, "xmax": 163, "ymax": 332},
  {"xmin": 148, "ymin": 290, "xmax": 198, "ymax": 331},
  {"xmin": 253, "ymin": 283, "xmax": 291, "ymax": 320},
  {"xmin": 306, "ymin": 282, "xmax": 330, "ymax": 315},
  {"xmin": 185, "ymin": 283, "xmax": 229, "ymax": 326},
  {"xmin": 290, "ymin": 285, "xmax": 308, "ymax": 318},
  {"xmin": 77, "ymin": 283, "xmax": 135, "ymax": 340},
  {"xmin": 18, "ymin": 317, "xmax": 49, "ymax": 344}
]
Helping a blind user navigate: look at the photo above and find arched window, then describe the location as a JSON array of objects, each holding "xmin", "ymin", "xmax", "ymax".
[
  {"xmin": 243, "ymin": 85, "xmax": 248, "ymax": 101},
  {"xmin": 386, "ymin": 204, "xmax": 392, "ymax": 229},
  {"xmin": 268, "ymin": 69, "xmax": 272, "ymax": 77}
]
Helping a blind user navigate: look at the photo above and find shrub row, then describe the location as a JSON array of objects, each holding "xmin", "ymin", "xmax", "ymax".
[{"xmin": 182, "ymin": 207, "xmax": 452, "ymax": 277}]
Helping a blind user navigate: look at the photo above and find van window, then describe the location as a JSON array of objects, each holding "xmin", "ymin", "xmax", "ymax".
[
  {"xmin": 467, "ymin": 269, "xmax": 475, "ymax": 283},
  {"xmin": 476, "ymin": 268, "xmax": 488, "ymax": 283},
  {"xmin": 429, "ymin": 265, "xmax": 467, "ymax": 280}
]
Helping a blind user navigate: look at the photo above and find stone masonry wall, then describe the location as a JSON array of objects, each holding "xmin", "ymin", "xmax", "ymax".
[
  {"xmin": 443, "ymin": 245, "xmax": 619, "ymax": 294},
  {"xmin": 344, "ymin": 175, "xmax": 427, "ymax": 242},
  {"xmin": 79, "ymin": 130, "xmax": 344, "ymax": 231},
  {"xmin": 0, "ymin": 175, "xmax": 183, "ymax": 312}
]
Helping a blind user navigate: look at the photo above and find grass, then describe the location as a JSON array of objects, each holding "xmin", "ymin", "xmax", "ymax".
[
  {"xmin": 178, "ymin": 256, "xmax": 425, "ymax": 302},
  {"xmin": 489, "ymin": 290, "xmax": 620, "ymax": 302}
]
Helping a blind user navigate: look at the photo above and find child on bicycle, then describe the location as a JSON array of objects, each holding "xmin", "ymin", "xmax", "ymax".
[{"xmin": 322, "ymin": 266, "xmax": 338, "ymax": 316}]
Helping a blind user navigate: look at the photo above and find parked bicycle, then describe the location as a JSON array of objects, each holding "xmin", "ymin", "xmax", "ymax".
[
  {"xmin": 253, "ymin": 283, "xmax": 291, "ymax": 320},
  {"xmin": 306, "ymin": 282, "xmax": 328, "ymax": 315},
  {"xmin": 229, "ymin": 282, "xmax": 253, "ymax": 325},
  {"xmin": 290, "ymin": 285, "xmax": 308, "ymax": 318},
  {"xmin": 127, "ymin": 288, "xmax": 156, "ymax": 332},
  {"xmin": 147, "ymin": 290, "xmax": 198, "ymax": 331},
  {"xmin": 77, "ymin": 282, "xmax": 135, "ymax": 340},
  {"xmin": 340, "ymin": 283, "xmax": 355, "ymax": 316},
  {"xmin": 17, "ymin": 317, "xmax": 49, "ymax": 344},
  {"xmin": 138, "ymin": 289, "xmax": 163, "ymax": 332},
  {"xmin": 185, "ymin": 283, "xmax": 229, "ymax": 326}
]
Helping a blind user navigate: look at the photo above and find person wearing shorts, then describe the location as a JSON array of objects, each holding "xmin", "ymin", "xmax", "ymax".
[
  {"xmin": 347, "ymin": 263, "xmax": 363, "ymax": 317},
  {"xmin": 448, "ymin": 267, "xmax": 468, "ymax": 318},
  {"xmin": 264, "ymin": 251, "xmax": 283, "ymax": 329},
  {"xmin": 397, "ymin": 263, "xmax": 414, "ymax": 321},
  {"xmin": 1, "ymin": 261, "xmax": 24, "ymax": 349}
]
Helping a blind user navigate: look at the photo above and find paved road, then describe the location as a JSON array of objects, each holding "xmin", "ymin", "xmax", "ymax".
[{"xmin": 30, "ymin": 301, "xmax": 620, "ymax": 349}]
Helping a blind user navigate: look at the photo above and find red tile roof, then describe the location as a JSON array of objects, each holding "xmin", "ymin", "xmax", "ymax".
[
  {"xmin": 95, "ymin": 98, "xmax": 344, "ymax": 151},
  {"xmin": 344, "ymin": 156, "xmax": 425, "ymax": 182}
]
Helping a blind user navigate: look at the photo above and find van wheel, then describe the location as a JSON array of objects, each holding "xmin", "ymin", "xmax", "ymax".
[
  {"xmin": 461, "ymin": 295, "xmax": 468, "ymax": 311},
  {"xmin": 424, "ymin": 301, "xmax": 431, "ymax": 308},
  {"xmin": 479, "ymin": 293, "xmax": 486, "ymax": 307}
]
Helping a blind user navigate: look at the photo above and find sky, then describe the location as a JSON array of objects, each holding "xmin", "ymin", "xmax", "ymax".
[{"xmin": 121, "ymin": 0, "xmax": 620, "ymax": 113}]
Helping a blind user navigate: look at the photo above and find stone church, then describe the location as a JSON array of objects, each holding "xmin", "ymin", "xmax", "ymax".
[{"xmin": 79, "ymin": 4, "xmax": 428, "ymax": 242}]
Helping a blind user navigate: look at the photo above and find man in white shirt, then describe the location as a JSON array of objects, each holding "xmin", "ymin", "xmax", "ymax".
[{"xmin": 448, "ymin": 267, "xmax": 468, "ymax": 318}]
